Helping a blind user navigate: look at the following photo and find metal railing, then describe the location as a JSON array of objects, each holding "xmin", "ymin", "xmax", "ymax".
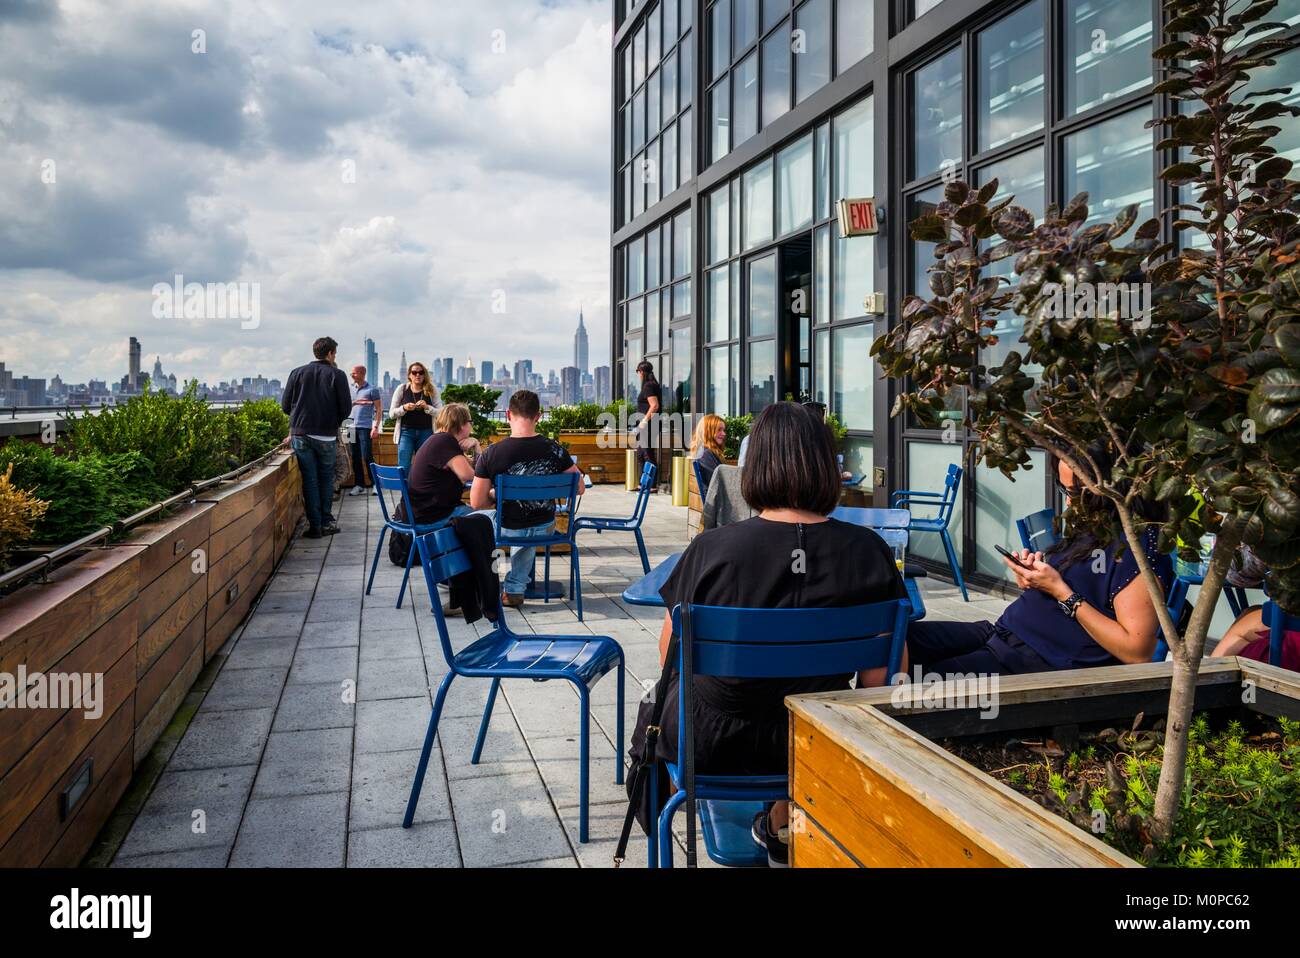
[{"xmin": 0, "ymin": 444, "xmax": 289, "ymax": 594}]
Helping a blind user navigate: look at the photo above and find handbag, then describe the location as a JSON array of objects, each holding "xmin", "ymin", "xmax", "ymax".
[{"xmin": 388, "ymin": 500, "xmax": 413, "ymax": 566}]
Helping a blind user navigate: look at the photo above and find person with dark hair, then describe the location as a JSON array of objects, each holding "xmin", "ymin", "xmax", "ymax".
[
  {"xmin": 469, "ymin": 389, "xmax": 584, "ymax": 608},
  {"xmin": 637, "ymin": 401, "xmax": 905, "ymax": 865},
  {"xmin": 281, "ymin": 337, "xmax": 352, "ymax": 538},
  {"xmin": 633, "ymin": 360, "xmax": 662, "ymax": 491},
  {"xmin": 906, "ymin": 443, "xmax": 1174, "ymax": 675}
]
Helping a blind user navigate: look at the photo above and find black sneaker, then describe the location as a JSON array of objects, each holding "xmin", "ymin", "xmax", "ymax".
[
  {"xmin": 304, "ymin": 528, "xmax": 323, "ymax": 539},
  {"xmin": 751, "ymin": 810, "xmax": 789, "ymax": 868},
  {"xmin": 321, "ymin": 524, "xmax": 340, "ymax": 535}
]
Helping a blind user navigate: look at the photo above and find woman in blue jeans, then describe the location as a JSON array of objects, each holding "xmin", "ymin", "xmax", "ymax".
[
  {"xmin": 389, "ymin": 361, "xmax": 439, "ymax": 473},
  {"xmin": 906, "ymin": 444, "xmax": 1173, "ymax": 677}
]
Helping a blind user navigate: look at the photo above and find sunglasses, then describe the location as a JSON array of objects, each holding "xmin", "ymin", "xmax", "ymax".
[{"xmin": 410, "ymin": 370, "xmax": 426, "ymax": 376}]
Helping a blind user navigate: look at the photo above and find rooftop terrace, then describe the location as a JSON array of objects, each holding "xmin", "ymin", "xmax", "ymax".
[{"xmin": 97, "ymin": 485, "xmax": 1007, "ymax": 869}]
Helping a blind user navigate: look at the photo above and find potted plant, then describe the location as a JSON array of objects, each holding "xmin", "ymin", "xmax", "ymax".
[{"xmin": 870, "ymin": 0, "xmax": 1300, "ymax": 854}]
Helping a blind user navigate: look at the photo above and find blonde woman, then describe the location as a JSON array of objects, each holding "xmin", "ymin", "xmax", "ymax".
[
  {"xmin": 406, "ymin": 403, "xmax": 475, "ymax": 525},
  {"xmin": 389, "ymin": 361, "xmax": 440, "ymax": 473},
  {"xmin": 689, "ymin": 413, "xmax": 727, "ymax": 493}
]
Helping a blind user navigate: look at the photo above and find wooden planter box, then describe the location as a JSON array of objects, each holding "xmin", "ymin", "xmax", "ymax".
[
  {"xmin": 785, "ymin": 659, "xmax": 1300, "ymax": 868},
  {"xmin": 0, "ymin": 452, "xmax": 302, "ymax": 866}
]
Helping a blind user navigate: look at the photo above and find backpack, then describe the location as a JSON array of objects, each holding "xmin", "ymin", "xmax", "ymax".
[{"xmin": 388, "ymin": 500, "xmax": 414, "ymax": 566}]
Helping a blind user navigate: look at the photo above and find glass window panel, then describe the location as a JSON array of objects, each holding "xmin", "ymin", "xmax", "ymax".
[
  {"xmin": 978, "ymin": 0, "xmax": 1045, "ymax": 152},
  {"xmin": 814, "ymin": 224, "xmax": 830, "ymax": 325},
  {"xmin": 761, "ymin": 24, "xmax": 791, "ymax": 127},
  {"xmin": 647, "ymin": 226, "xmax": 661, "ymax": 289},
  {"xmin": 777, "ymin": 134, "xmax": 813, "ymax": 234},
  {"xmin": 646, "ymin": 290, "xmax": 662, "ymax": 352},
  {"xmin": 795, "ymin": 0, "xmax": 831, "ymax": 104},
  {"xmin": 663, "ymin": 50, "xmax": 678, "ymax": 118},
  {"xmin": 635, "ymin": 24, "xmax": 646, "ymax": 89},
  {"xmin": 833, "ymin": 95, "xmax": 873, "ymax": 200},
  {"xmin": 915, "ymin": 0, "xmax": 945, "ymax": 17},
  {"xmin": 975, "ymin": 450, "xmax": 1047, "ymax": 579},
  {"xmin": 729, "ymin": 342, "xmax": 740, "ymax": 411},
  {"xmin": 730, "ymin": 259, "xmax": 740, "ymax": 330},
  {"xmin": 835, "ymin": 0, "xmax": 873, "ymax": 75},
  {"xmin": 622, "ymin": 165, "xmax": 632, "ymax": 225},
  {"xmin": 911, "ymin": 47, "xmax": 963, "ymax": 181},
  {"xmin": 633, "ymin": 152, "xmax": 646, "ymax": 218},
  {"xmin": 1065, "ymin": 0, "xmax": 1153, "ymax": 116},
  {"xmin": 814, "ymin": 328, "xmax": 829, "ymax": 404},
  {"xmin": 735, "ymin": 0, "xmax": 759, "ymax": 51},
  {"xmin": 664, "ymin": 0, "xmax": 677, "ymax": 43},
  {"xmin": 681, "ymin": 33, "xmax": 694, "ymax": 108},
  {"xmin": 832, "ymin": 324, "xmax": 873, "ymax": 428},
  {"xmin": 623, "ymin": 42, "xmax": 633, "ymax": 102},
  {"xmin": 815, "ymin": 122, "xmax": 829, "ymax": 220},
  {"xmin": 907, "ymin": 442, "xmax": 965, "ymax": 566},
  {"xmin": 708, "ymin": 347, "xmax": 732, "ymax": 415},
  {"xmin": 645, "ymin": 138, "xmax": 660, "ymax": 206},
  {"xmin": 711, "ymin": 76, "xmax": 731, "ymax": 163},
  {"xmin": 841, "ymin": 437, "xmax": 874, "ymax": 488},
  {"xmin": 619, "ymin": 105, "xmax": 630, "ymax": 163},
  {"xmin": 743, "ymin": 160, "xmax": 773, "ymax": 250},
  {"xmin": 749, "ymin": 253, "xmax": 777, "ymax": 337},
  {"xmin": 730, "ymin": 178, "xmax": 741, "ymax": 255},
  {"xmin": 907, "ymin": 184, "xmax": 944, "ymax": 295},
  {"xmin": 673, "ymin": 279, "xmax": 692, "ymax": 317},
  {"xmin": 1241, "ymin": 48, "xmax": 1300, "ymax": 167},
  {"xmin": 629, "ymin": 236, "xmax": 645, "ymax": 294},
  {"xmin": 626, "ymin": 336, "xmax": 644, "ymax": 402},
  {"xmin": 711, "ymin": 0, "xmax": 731, "ymax": 80},
  {"xmin": 673, "ymin": 209, "xmax": 692, "ymax": 278},
  {"xmin": 679, "ymin": 108, "xmax": 694, "ymax": 181},
  {"xmin": 628, "ymin": 296, "xmax": 645, "ymax": 330},
  {"xmin": 633, "ymin": 87, "xmax": 646, "ymax": 152},
  {"xmin": 833, "ymin": 220, "xmax": 873, "ymax": 321},
  {"xmin": 734, "ymin": 51, "xmax": 759, "ymax": 147},
  {"xmin": 681, "ymin": 0, "xmax": 693, "ymax": 33},
  {"xmin": 763, "ymin": 0, "xmax": 789, "ymax": 32},
  {"xmin": 672, "ymin": 323, "xmax": 693, "ymax": 412},
  {"xmin": 1063, "ymin": 105, "xmax": 1153, "ymax": 241},
  {"xmin": 748, "ymin": 340, "xmax": 777, "ymax": 412},
  {"xmin": 648, "ymin": 2, "xmax": 661, "ymax": 68},
  {"xmin": 708, "ymin": 266, "xmax": 730, "ymax": 341},
  {"xmin": 663, "ymin": 123, "xmax": 678, "ymax": 193},
  {"xmin": 648, "ymin": 68, "xmax": 661, "ymax": 135},
  {"xmin": 709, "ymin": 184, "xmax": 730, "ymax": 264}
]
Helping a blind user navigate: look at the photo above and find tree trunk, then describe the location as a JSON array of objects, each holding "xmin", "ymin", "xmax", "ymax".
[{"xmin": 1149, "ymin": 528, "xmax": 1239, "ymax": 842}]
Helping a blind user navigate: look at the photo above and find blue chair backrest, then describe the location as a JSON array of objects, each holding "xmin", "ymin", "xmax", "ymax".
[
  {"xmin": 1262, "ymin": 601, "xmax": 1299, "ymax": 668},
  {"xmin": 938, "ymin": 464, "xmax": 963, "ymax": 521},
  {"xmin": 691, "ymin": 459, "xmax": 707, "ymax": 496},
  {"xmin": 670, "ymin": 600, "xmax": 909, "ymax": 683},
  {"xmin": 1016, "ymin": 508, "xmax": 1058, "ymax": 552},
  {"xmin": 830, "ymin": 506, "xmax": 909, "ymax": 529},
  {"xmin": 370, "ymin": 464, "xmax": 417, "ymax": 528},
  {"xmin": 414, "ymin": 525, "xmax": 476, "ymax": 666},
  {"xmin": 493, "ymin": 472, "xmax": 580, "ymax": 540},
  {"xmin": 633, "ymin": 462, "xmax": 658, "ymax": 522}
]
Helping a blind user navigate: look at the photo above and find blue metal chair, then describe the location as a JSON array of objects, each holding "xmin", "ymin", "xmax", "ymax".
[
  {"xmin": 1016, "ymin": 508, "xmax": 1058, "ymax": 552},
  {"xmin": 366, "ymin": 463, "xmax": 452, "ymax": 609},
  {"xmin": 1153, "ymin": 550, "xmax": 1251, "ymax": 661},
  {"xmin": 493, "ymin": 472, "xmax": 586, "ymax": 620},
  {"xmin": 403, "ymin": 525, "xmax": 624, "ymax": 843},
  {"xmin": 571, "ymin": 462, "xmax": 657, "ymax": 575},
  {"xmin": 649, "ymin": 598, "xmax": 910, "ymax": 868},
  {"xmin": 1261, "ymin": 601, "xmax": 1297, "ymax": 668},
  {"xmin": 691, "ymin": 458, "xmax": 708, "ymax": 500},
  {"xmin": 891, "ymin": 463, "xmax": 967, "ymax": 600}
]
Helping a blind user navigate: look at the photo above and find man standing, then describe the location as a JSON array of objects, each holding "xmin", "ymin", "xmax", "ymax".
[
  {"xmin": 470, "ymin": 389, "xmax": 583, "ymax": 608},
  {"xmin": 281, "ymin": 337, "xmax": 352, "ymax": 538},
  {"xmin": 348, "ymin": 365, "xmax": 382, "ymax": 496}
]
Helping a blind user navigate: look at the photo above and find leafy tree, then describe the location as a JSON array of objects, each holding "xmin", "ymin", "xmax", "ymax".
[
  {"xmin": 440, "ymin": 383, "xmax": 503, "ymax": 441},
  {"xmin": 873, "ymin": 0, "xmax": 1300, "ymax": 842}
]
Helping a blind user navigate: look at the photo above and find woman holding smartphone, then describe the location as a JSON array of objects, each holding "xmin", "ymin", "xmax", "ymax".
[
  {"xmin": 905, "ymin": 441, "xmax": 1173, "ymax": 676},
  {"xmin": 389, "ymin": 362, "xmax": 440, "ymax": 474}
]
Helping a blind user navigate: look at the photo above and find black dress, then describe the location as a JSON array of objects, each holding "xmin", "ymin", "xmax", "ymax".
[{"xmin": 651, "ymin": 516, "xmax": 906, "ymax": 775}]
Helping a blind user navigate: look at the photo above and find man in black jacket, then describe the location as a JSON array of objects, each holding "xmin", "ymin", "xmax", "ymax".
[{"xmin": 281, "ymin": 337, "xmax": 352, "ymax": 538}]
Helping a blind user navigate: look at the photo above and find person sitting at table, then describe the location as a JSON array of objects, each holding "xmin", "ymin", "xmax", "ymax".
[
  {"xmin": 406, "ymin": 403, "xmax": 476, "ymax": 526},
  {"xmin": 688, "ymin": 413, "xmax": 726, "ymax": 493},
  {"xmin": 641, "ymin": 401, "xmax": 906, "ymax": 867},
  {"xmin": 906, "ymin": 441, "xmax": 1172, "ymax": 676},
  {"xmin": 1210, "ymin": 604, "xmax": 1300, "ymax": 670}
]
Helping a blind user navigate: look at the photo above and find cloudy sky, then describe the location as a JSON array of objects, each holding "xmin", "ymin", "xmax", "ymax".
[{"xmin": 0, "ymin": 0, "xmax": 611, "ymax": 387}]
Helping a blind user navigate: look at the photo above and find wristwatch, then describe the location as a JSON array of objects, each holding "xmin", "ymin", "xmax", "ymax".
[{"xmin": 1058, "ymin": 592, "xmax": 1085, "ymax": 619}]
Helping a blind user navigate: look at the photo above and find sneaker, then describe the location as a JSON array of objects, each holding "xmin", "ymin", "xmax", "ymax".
[
  {"xmin": 304, "ymin": 528, "xmax": 323, "ymax": 540},
  {"xmin": 751, "ymin": 810, "xmax": 790, "ymax": 868},
  {"xmin": 348, "ymin": 486, "xmax": 364, "ymax": 496},
  {"xmin": 501, "ymin": 591, "xmax": 524, "ymax": 609},
  {"xmin": 321, "ymin": 523, "xmax": 341, "ymax": 535},
  {"xmin": 440, "ymin": 603, "xmax": 463, "ymax": 617}
]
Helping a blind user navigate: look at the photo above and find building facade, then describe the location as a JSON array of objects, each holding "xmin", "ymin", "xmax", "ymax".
[{"xmin": 610, "ymin": 0, "xmax": 1300, "ymax": 590}]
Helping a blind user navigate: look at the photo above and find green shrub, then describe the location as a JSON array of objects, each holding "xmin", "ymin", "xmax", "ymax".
[
  {"xmin": 722, "ymin": 414, "xmax": 752, "ymax": 460},
  {"xmin": 224, "ymin": 399, "xmax": 289, "ymax": 464},
  {"xmin": 441, "ymin": 384, "xmax": 503, "ymax": 440}
]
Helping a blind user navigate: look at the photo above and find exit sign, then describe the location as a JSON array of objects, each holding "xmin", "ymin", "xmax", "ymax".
[{"xmin": 838, "ymin": 197, "xmax": 879, "ymax": 237}]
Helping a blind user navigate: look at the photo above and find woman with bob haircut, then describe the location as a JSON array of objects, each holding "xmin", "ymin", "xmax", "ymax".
[{"xmin": 639, "ymin": 401, "xmax": 905, "ymax": 865}]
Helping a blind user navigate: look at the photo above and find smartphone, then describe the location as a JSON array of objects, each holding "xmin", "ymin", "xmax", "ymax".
[{"xmin": 994, "ymin": 543, "xmax": 1032, "ymax": 569}]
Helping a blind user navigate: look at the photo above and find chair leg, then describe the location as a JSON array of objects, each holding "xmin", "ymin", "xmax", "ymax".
[
  {"xmin": 615, "ymin": 658, "xmax": 625, "ymax": 786},
  {"xmin": 572, "ymin": 540, "xmax": 583, "ymax": 622},
  {"xmin": 646, "ymin": 765, "xmax": 659, "ymax": 869},
  {"xmin": 544, "ymin": 546, "xmax": 552, "ymax": 605},
  {"xmin": 366, "ymin": 526, "xmax": 388, "ymax": 595},
  {"xmin": 634, "ymin": 528, "xmax": 650, "ymax": 575},
  {"xmin": 404, "ymin": 672, "xmax": 454, "ymax": 828},
  {"xmin": 577, "ymin": 683, "xmax": 591, "ymax": 843},
  {"xmin": 397, "ymin": 538, "xmax": 417, "ymax": 609},
  {"xmin": 470, "ymin": 677, "xmax": 500, "ymax": 765},
  {"xmin": 940, "ymin": 528, "xmax": 968, "ymax": 601},
  {"xmin": 658, "ymin": 790, "xmax": 686, "ymax": 868}
]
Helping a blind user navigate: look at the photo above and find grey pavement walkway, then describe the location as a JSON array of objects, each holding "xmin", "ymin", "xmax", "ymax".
[{"xmin": 108, "ymin": 484, "xmax": 1007, "ymax": 868}]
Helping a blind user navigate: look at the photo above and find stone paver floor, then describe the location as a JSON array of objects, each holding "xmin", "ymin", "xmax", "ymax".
[{"xmin": 108, "ymin": 484, "xmax": 1008, "ymax": 868}]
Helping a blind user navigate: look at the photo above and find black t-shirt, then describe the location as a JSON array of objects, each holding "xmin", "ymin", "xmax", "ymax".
[
  {"xmin": 636, "ymin": 379, "xmax": 662, "ymax": 416},
  {"xmin": 659, "ymin": 517, "xmax": 908, "ymax": 713},
  {"xmin": 406, "ymin": 431, "xmax": 466, "ymax": 525},
  {"xmin": 473, "ymin": 435, "xmax": 574, "ymax": 529},
  {"xmin": 397, "ymin": 386, "xmax": 433, "ymax": 431}
]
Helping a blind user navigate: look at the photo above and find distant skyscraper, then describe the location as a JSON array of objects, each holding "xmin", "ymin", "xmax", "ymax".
[
  {"xmin": 481, "ymin": 360, "xmax": 493, "ymax": 385},
  {"xmin": 364, "ymin": 337, "xmax": 378, "ymax": 385},
  {"xmin": 560, "ymin": 366, "xmax": 581, "ymax": 405},
  {"xmin": 443, "ymin": 357, "xmax": 454, "ymax": 385},
  {"xmin": 400, "ymin": 350, "xmax": 407, "ymax": 376},
  {"xmin": 595, "ymin": 366, "xmax": 611, "ymax": 405},
  {"xmin": 574, "ymin": 308, "xmax": 589, "ymax": 374},
  {"xmin": 128, "ymin": 337, "xmax": 141, "ymax": 391},
  {"xmin": 431, "ymin": 357, "xmax": 444, "ymax": 386},
  {"xmin": 153, "ymin": 355, "xmax": 164, "ymax": 383}
]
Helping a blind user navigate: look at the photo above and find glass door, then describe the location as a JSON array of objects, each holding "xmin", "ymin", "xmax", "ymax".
[{"xmin": 745, "ymin": 251, "xmax": 778, "ymax": 413}]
